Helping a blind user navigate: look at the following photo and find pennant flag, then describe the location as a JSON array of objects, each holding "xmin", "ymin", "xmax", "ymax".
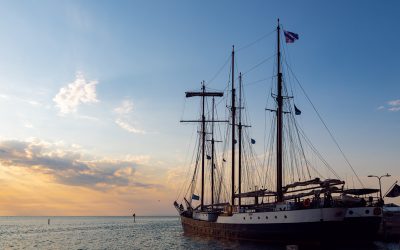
[
  {"xmin": 251, "ymin": 138, "xmax": 256, "ymax": 144},
  {"xmin": 284, "ymin": 30, "xmax": 299, "ymax": 43},
  {"xmin": 192, "ymin": 194, "xmax": 200, "ymax": 200},
  {"xmin": 206, "ymin": 155, "xmax": 211, "ymax": 160},
  {"xmin": 386, "ymin": 184, "xmax": 400, "ymax": 198},
  {"xmin": 294, "ymin": 105, "xmax": 301, "ymax": 115}
]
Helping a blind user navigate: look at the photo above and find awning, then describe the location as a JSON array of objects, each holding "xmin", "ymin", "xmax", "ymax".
[{"xmin": 343, "ymin": 188, "xmax": 379, "ymax": 195}]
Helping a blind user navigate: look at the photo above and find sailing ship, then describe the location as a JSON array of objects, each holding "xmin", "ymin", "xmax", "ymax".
[{"xmin": 174, "ymin": 20, "xmax": 383, "ymax": 243}]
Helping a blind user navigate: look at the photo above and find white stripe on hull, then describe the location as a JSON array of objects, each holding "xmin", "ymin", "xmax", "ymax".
[{"xmin": 212, "ymin": 207, "xmax": 382, "ymax": 224}]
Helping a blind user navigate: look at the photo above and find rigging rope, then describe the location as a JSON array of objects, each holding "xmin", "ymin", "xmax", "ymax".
[
  {"xmin": 242, "ymin": 54, "xmax": 276, "ymax": 77},
  {"xmin": 284, "ymin": 61, "xmax": 364, "ymax": 188},
  {"xmin": 206, "ymin": 55, "xmax": 231, "ymax": 87},
  {"xmin": 206, "ymin": 28, "xmax": 274, "ymax": 88},
  {"xmin": 236, "ymin": 29, "xmax": 275, "ymax": 52},
  {"xmin": 244, "ymin": 76, "xmax": 275, "ymax": 87},
  {"xmin": 175, "ymin": 122, "xmax": 198, "ymax": 200}
]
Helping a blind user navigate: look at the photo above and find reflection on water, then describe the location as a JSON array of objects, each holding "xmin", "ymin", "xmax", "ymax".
[
  {"xmin": 183, "ymin": 232, "xmax": 399, "ymax": 250},
  {"xmin": 0, "ymin": 216, "xmax": 398, "ymax": 249}
]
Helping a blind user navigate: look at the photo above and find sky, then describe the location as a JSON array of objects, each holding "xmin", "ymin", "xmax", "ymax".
[{"xmin": 0, "ymin": 0, "xmax": 399, "ymax": 215}]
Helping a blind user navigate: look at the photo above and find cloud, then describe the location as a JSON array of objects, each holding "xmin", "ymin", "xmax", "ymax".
[
  {"xmin": 53, "ymin": 73, "xmax": 99, "ymax": 114},
  {"xmin": 124, "ymin": 154, "xmax": 150, "ymax": 165},
  {"xmin": 114, "ymin": 99, "xmax": 146, "ymax": 134},
  {"xmin": 388, "ymin": 107, "xmax": 400, "ymax": 112},
  {"xmin": 378, "ymin": 99, "xmax": 400, "ymax": 112},
  {"xmin": 114, "ymin": 99, "xmax": 133, "ymax": 115},
  {"xmin": 0, "ymin": 94, "xmax": 9, "ymax": 99},
  {"xmin": 24, "ymin": 122, "xmax": 34, "ymax": 129},
  {"xmin": 388, "ymin": 99, "xmax": 400, "ymax": 112},
  {"xmin": 0, "ymin": 92, "xmax": 44, "ymax": 107},
  {"xmin": 0, "ymin": 139, "xmax": 157, "ymax": 190},
  {"xmin": 115, "ymin": 119, "xmax": 146, "ymax": 134},
  {"xmin": 75, "ymin": 114, "xmax": 100, "ymax": 122},
  {"xmin": 388, "ymin": 100, "xmax": 400, "ymax": 106}
]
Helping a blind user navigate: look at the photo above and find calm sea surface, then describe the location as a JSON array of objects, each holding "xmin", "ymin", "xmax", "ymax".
[{"xmin": 0, "ymin": 216, "xmax": 399, "ymax": 250}]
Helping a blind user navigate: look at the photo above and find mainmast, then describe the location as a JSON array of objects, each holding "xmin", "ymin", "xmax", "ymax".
[
  {"xmin": 238, "ymin": 72, "xmax": 242, "ymax": 207},
  {"xmin": 276, "ymin": 19, "xmax": 284, "ymax": 202},
  {"xmin": 231, "ymin": 46, "xmax": 236, "ymax": 206}
]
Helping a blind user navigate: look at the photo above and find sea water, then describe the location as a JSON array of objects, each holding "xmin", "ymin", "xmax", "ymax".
[{"xmin": 0, "ymin": 216, "xmax": 398, "ymax": 249}]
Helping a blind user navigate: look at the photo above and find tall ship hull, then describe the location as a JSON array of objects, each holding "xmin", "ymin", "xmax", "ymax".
[{"xmin": 179, "ymin": 207, "xmax": 382, "ymax": 243}]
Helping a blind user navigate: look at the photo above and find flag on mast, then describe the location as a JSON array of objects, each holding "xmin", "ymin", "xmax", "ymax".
[
  {"xmin": 294, "ymin": 105, "xmax": 302, "ymax": 115},
  {"xmin": 386, "ymin": 184, "xmax": 400, "ymax": 198},
  {"xmin": 284, "ymin": 30, "xmax": 299, "ymax": 43}
]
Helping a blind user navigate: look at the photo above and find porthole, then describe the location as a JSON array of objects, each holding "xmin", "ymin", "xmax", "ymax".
[
  {"xmin": 258, "ymin": 216, "xmax": 260, "ymax": 220},
  {"xmin": 265, "ymin": 216, "xmax": 268, "ymax": 219},
  {"xmin": 284, "ymin": 215, "xmax": 287, "ymax": 219},
  {"xmin": 243, "ymin": 217, "xmax": 245, "ymax": 220},
  {"xmin": 365, "ymin": 210, "xmax": 370, "ymax": 214},
  {"xmin": 275, "ymin": 216, "xmax": 277, "ymax": 219},
  {"xmin": 250, "ymin": 217, "xmax": 252, "ymax": 220},
  {"xmin": 349, "ymin": 210, "xmax": 353, "ymax": 215}
]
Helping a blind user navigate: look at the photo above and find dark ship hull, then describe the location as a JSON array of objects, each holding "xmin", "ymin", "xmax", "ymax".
[{"xmin": 180, "ymin": 212, "xmax": 381, "ymax": 243}]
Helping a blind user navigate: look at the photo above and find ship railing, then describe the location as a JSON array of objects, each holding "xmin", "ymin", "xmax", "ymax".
[{"xmin": 202, "ymin": 202, "xmax": 230, "ymax": 212}]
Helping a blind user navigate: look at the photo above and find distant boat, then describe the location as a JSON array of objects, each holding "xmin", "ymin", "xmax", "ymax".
[{"xmin": 174, "ymin": 20, "xmax": 383, "ymax": 243}]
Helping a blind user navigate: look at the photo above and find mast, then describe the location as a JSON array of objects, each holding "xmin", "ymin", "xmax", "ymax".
[
  {"xmin": 207, "ymin": 97, "xmax": 224, "ymax": 209},
  {"xmin": 238, "ymin": 72, "xmax": 242, "ymax": 207},
  {"xmin": 231, "ymin": 46, "xmax": 236, "ymax": 206},
  {"xmin": 276, "ymin": 19, "xmax": 284, "ymax": 202},
  {"xmin": 211, "ymin": 97, "xmax": 215, "ymax": 209},
  {"xmin": 182, "ymin": 83, "xmax": 224, "ymax": 210},
  {"xmin": 201, "ymin": 82, "xmax": 206, "ymax": 209}
]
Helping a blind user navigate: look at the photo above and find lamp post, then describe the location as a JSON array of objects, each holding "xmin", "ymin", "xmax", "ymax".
[{"xmin": 368, "ymin": 173, "xmax": 391, "ymax": 201}]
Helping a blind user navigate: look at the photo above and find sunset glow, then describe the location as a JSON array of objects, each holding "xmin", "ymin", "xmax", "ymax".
[{"xmin": 0, "ymin": 0, "xmax": 399, "ymax": 216}]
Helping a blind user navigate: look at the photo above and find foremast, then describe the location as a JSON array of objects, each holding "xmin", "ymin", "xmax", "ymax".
[{"xmin": 183, "ymin": 82, "xmax": 223, "ymax": 210}]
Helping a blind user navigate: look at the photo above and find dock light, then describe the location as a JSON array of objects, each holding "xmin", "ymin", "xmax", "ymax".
[{"xmin": 368, "ymin": 173, "xmax": 391, "ymax": 201}]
